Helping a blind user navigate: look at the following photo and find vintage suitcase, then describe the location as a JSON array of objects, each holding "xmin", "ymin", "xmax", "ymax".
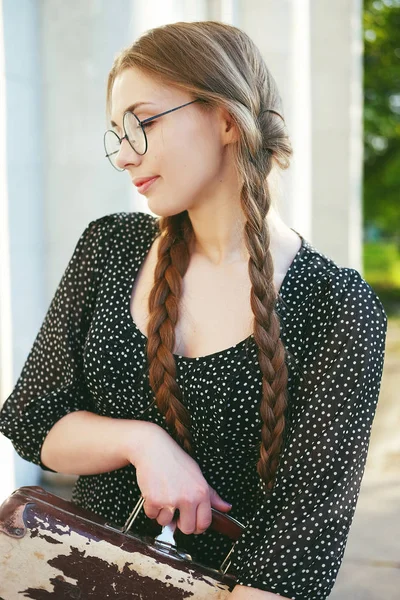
[{"xmin": 0, "ymin": 486, "xmax": 245, "ymax": 599}]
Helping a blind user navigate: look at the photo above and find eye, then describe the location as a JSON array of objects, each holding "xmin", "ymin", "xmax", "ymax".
[{"xmin": 142, "ymin": 120, "xmax": 156, "ymax": 129}]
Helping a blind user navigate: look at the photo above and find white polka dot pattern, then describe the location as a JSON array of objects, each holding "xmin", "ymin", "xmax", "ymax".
[{"xmin": 0, "ymin": 211, "xmax": 387, "ymax": 599}]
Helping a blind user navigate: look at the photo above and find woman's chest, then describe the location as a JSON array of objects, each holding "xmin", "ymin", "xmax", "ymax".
[
  {"xmin": 83, "ymin": 299, "xmax": 265, "ymax": 460},
  {"xmin": 129, "ymin": 237, "xmax": 284, "ymax": 359}
]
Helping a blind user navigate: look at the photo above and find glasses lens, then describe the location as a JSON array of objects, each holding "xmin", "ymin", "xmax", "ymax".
[
  {"xmin": 104, "ymin": 130, "xmax": 124, "ymax": 171},
  {"xmin": 124, "ymin": 112, "xmax": 146, "ymax": 155}
]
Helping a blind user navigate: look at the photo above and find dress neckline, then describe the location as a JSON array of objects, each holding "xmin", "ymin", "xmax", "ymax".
[{"xmin": 124, "ymin": 221, "xmax": 307, "ymax": 362}]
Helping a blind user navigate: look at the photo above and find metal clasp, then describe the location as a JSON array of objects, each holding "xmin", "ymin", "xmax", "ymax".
[
  {"xmin": 219, "ymin": 541, "xmax": 236, "ymax": 574},
  {"xmin": 121, "ymin": 495, "xmax": 145, "ymax": 535}
]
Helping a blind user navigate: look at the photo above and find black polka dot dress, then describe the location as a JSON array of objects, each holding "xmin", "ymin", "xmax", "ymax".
[{"xmin": 0, "ymin": 211, "xmax": 387, "ymax": 599}]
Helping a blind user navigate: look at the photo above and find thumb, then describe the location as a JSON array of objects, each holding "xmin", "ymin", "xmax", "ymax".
[{"xmin": 209, "ymin": 486, "xmax": 232, "ymax": 512}]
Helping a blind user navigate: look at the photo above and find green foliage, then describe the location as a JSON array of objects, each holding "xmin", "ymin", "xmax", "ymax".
[
  {"xmin": 364, "ymin": 241, "xmax": 400, "ymax": 317},
  {"xmin": 363, "ymin": 0, "xmax": 400, "ymax": 238},
  {"xmin": 363, "ymin": 241, "xmax": 400, "ymax": 287}
]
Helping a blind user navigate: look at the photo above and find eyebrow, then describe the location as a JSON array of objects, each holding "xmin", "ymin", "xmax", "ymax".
[{"xmin": 110, "ymin": 102, "xmax": 155, "ymax": 127}]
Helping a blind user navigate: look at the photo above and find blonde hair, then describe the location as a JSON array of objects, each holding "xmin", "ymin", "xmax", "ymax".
[{"xmin": 106, "ymin": 21, "xmax": 293, "ymax": 493}]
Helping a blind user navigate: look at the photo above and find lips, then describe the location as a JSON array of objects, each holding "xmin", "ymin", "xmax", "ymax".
[
  {"xmin": 133, "ymin": 176, "xmax": 159, "ymax": 187},
  {"xmin": 134, "ymin": 176, "xmax": 160, "ymax": 194}
]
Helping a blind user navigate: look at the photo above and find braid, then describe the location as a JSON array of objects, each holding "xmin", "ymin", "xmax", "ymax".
[
  {"xmin": 146, "ymin": 213, "xmax": 195, "ymax": 455},
  {"xmin": 241, "ymin": 148, "xmax": 289, "ymax": 493}
]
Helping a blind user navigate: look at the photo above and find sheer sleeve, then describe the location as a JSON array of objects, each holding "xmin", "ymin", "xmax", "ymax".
[
  {"xmin": 230, "ymin": 268, "xmax": 388, "ymax": 599},
  {"xmin": 0, "ymin": 214, "xmax": 120, "ymax": 472}
]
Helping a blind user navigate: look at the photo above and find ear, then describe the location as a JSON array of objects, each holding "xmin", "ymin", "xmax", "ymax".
[{"xmin": 218, "ymin": 107, "xmax": 239, "ymax": 146}]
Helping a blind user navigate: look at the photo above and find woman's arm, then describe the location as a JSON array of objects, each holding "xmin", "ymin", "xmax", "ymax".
[
  {"xmin": 226, "ymin": 270, "xmax": 387, "ymax": 598},
  {"xmin": 0, "ymin": 216, "xmax": 123, "ymax": 469},
  {"xmin": 230, "ymin": 585, "xmax": 291, "ymax": 599},
  {"xmin": 41, "ymin": 410, "xmax": 158, "ymax": 474},
  {"xmin": 43, "ymin": 414, "xmax": 292, "ymax": 596}
]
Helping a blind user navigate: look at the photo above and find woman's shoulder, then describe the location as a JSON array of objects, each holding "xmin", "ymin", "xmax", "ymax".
[
  {"xmin": 89, "ymin": 210, "xmax": 158, "ymax": 233},
  {"xmin": 283, "ymin": 236, "xmax": 387, "ymax": 324},
  {"xmin": 78, "ymin": 211, "xmax": 159, "ymax": 253},
  {"xmin": 298, "ymin": 238, "xmax": 387, "ymax": 324}
]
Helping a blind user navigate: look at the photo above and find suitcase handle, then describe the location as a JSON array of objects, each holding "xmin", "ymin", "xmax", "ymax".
[
  {"xmin": 122, "ymin": 495, "xmax": 246, "ymax": 573},
  {"xmin": 122, "ymin": 495, "xmax": 245, "ymax": 540}
]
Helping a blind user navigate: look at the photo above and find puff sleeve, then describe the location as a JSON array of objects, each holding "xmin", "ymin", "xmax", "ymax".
[
  {"xmin": 230, "ymin": 268, "xmax": 388, "ymax": 599},
  {"xmin": 0, "ymin": 215, "xmax": 119, "ymax": 472}
]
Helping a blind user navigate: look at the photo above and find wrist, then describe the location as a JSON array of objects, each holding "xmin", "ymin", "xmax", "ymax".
[{"xmin": 122, "ymin": 420, "xmax": 161, "ymax": 467}]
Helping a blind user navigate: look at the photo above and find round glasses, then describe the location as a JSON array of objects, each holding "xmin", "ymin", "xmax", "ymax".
[{"xmin": 104, "ymin": 99, "xmax": 200, "ymax": 172}]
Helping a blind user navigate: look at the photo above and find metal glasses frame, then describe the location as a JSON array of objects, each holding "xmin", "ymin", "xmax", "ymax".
[{"xmin": 104, "ymin": 98, "xmax": 201, "ymax": 171}]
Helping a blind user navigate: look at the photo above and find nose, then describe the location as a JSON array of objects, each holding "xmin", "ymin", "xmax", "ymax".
[{"xmin": 115, "ymin": 136, "xmax": 142, "ymax": 171}]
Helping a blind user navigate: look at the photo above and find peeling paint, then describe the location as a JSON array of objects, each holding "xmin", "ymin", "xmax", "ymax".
[{"xmin": 0, "ymin": 487, "xmax": 236, "ymax": 599}]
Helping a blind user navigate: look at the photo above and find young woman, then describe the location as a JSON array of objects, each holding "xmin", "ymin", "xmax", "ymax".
[{"xmin": 0, "ymin": 21, "xmax": 387, "ymax": 600}]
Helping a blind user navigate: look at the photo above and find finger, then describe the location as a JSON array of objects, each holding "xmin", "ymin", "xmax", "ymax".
[
  {"xmin": 176, "ymin": 504, "xmax": 197, "ymax": 535},
  {"xmin": 157, "ymin": 506, "xmax": 176, "ymax": 527},
  {"xmin": 193, "ymin": 501, "xmax": 212, "ymax": 535},
  {"xmin": 209, "ymin": 486, "xmax": 232, "ymax": 512},
  {"xmin": 143, "ymin": 499, "xmax": 163, "ymax": 520}
]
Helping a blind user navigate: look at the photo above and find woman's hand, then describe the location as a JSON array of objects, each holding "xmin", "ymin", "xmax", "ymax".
[{"xmin": 129, "ymin": 424, "xmax": 232, "ymax": 535}]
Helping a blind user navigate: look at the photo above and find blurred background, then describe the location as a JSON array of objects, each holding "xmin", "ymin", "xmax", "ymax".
[{"xmin": 0, "ymin": 0, "xmax": 399, "ymax": 597}]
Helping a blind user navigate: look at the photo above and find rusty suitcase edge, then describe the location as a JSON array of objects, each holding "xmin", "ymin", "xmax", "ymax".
[{"xmin": 0, "ymin": 486, "xmax": 237, "ymax": 599}]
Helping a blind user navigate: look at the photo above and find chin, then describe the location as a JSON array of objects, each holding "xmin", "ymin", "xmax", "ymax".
[{"xmin": 147, "ymin": 199, "xmax": 189, "ymax": 219}]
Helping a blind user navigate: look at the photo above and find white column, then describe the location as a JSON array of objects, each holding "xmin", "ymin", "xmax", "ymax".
[
  {"xmin": 0, "ymin": 0, "xmax": 15, "ymax": 499},
  {"xmin": 310, "ymin": 0, "xmax": 363, "ymax": 269},
  {"xmin": 236, "ymin": 0, "xmax": 313, "ymax": 240},
  {"xmin": 290, "ymin": 0, "xmax": 312, "ymax": 240},
  {"xmin": 205, "ymin": 0, "xmax": 239, "ymax": 23},
  {"xmin": 3, "ymin": 0, "xmax": 47, "ymax": 490},
  {"xmin": 40, "ymin": 0, "xmax": 134, "ymax": 297}
]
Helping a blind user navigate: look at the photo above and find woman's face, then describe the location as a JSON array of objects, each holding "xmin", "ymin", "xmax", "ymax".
[{"xmin": 109, "ymin": 67, "xmax": 237, "ymax": 217}]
